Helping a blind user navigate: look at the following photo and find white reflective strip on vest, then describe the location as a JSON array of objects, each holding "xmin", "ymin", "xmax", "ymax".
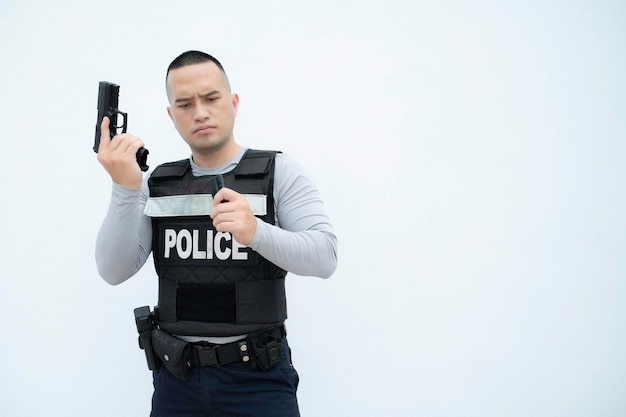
[{"xmin": 144, "ymin": 194, "xmax": 267, "ymax": 217}]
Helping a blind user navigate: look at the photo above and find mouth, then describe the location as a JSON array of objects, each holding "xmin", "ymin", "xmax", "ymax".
[{"xmin": 193, "ymin": 125, "xmax": 217, "ymax": 134}]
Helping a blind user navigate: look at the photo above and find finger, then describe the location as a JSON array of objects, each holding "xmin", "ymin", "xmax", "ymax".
[
  {"xmin": 98, "ymin": 116, "xmax": 111, "ymax": 153},
  {"xmin": 212, "ymin": 215, "xmax": 238, "ymax": 235},
  {"xmin": 111, "ymin": 134, "xmax": 144, "ymax": 155},
  {"xmin": 212, "ymin": 210, "xmax": 256, "ymax": 246},
  {"xmin": 122, "ymin": 135, "xmax": 145, "ymax": 155},
  {"xmin": 210, "ymin": 202, "xmax": 224, "ymax": 219}
]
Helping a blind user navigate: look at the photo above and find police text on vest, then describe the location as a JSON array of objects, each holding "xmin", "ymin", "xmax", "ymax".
[{"xmin": 163, "ymin": 229, "xmax": 248, "ymax": 260}]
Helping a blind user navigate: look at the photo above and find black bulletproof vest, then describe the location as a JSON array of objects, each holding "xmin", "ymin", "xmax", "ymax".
[{"xmin": 147, "ymin": 149, "xmax": 288, "ymax": 336}]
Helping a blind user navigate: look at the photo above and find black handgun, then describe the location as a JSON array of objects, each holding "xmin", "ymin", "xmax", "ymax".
[
  {"xmin": 134, "ymin": 306, "xmax": 160, "ymax": 371},
  {"xmin": 208, "ymin": 174, "xmax": 225, "ymax": 195},
  {"xmin": 208, "ymin": 174, "xmax": 228, "ymax": 204},
  {"xmin": 94, "ymin": 81, "xmax": 149, "ymax": 172}
]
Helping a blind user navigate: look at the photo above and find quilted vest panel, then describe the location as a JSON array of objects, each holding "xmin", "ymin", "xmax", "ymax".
[{"xmin": 146, "ymin": 150, "xmax": 288, "ymax": 336}]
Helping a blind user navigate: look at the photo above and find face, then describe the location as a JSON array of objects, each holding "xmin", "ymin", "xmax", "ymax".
[{"xmin": 166, "ymin": 62, "xmax": 239, "ymax": 157}]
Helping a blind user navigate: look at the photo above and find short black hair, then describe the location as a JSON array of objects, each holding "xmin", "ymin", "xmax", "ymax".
[{"xmin": 166, "ymin": 50, "xmax": 229, "ymax": 84}]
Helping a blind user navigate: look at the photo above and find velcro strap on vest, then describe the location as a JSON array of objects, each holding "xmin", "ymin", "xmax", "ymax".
[
  {"xmin": 235, "ymin": 151, "xmax": 275, "ymax": 177},
  {"xmin": 159, "ymin": 278, "xmax": 287, "ymax": 325},
  {"xmin": 150, "ymin": 159, "xmax": 190, "ymax": 179}
]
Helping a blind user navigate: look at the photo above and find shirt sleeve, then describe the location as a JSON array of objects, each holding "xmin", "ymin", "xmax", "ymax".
[
  {"xmin": 95, "ymin": 152, "xmax": 338, "ymax": 284},
  {"xmin": 95, "ymin": 180, "xmax": 153, "ymax": 285},
  {"xmin": 247, "ymin": 153, "xmax": 338, "ymax": 278}
]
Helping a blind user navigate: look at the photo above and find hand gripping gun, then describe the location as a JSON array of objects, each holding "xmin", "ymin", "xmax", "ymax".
[{"xmin": 94, "ymin": 81, "xmax": 149, "ymax": 172}]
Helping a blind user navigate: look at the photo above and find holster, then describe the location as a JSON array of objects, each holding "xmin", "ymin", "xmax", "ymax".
[
  {"xmin": 134, "ymin": 306, "xmax": 160, "ymax": 371},
  {"xmin": 248, "ymin": 327, "xmax": 283, "ymax": 371},
  {"xmin": 152, "ymin": 329, "xmax": 191, "ymax": 381}
]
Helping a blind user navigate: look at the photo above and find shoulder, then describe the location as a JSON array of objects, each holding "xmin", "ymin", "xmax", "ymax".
[
  {"xmin": 274, "ymin": 152, "xmax": 313, "ymax": 184},
  {"xmin": 272, "ymin": 152, "xmax": 319, "ymax": 200}
]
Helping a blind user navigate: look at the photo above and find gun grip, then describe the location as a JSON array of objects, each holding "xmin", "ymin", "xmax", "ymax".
[
  {"xmin": 208, "ymin": 174, "xmax": 224, "ymax": 195},
  {"xmin": 136, "ymin": 147, "xmax": 149, "ymax": 172}
]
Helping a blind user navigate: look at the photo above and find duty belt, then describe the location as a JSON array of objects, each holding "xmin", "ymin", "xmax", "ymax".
[{"xmin": 189, "ymin": 325, "xmax": 286, "ymax": 368}]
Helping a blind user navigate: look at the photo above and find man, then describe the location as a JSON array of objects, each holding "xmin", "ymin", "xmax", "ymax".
[{"xmin": 95, "ymin": 50, "xmax": 337, "ymax": 417}]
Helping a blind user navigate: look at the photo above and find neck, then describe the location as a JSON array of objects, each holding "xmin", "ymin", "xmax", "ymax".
[{"xmin": 191, "ymin": 140, "xmax": 242, "ymax": 168}]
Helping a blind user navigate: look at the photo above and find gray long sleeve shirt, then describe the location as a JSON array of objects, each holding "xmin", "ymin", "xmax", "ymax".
[{"xmin": 96, "ymin": 148, "xmax": 337, "ymax": 287}]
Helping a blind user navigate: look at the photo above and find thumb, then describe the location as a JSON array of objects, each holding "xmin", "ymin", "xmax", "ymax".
[
  {"xmin": 214, "ymin": 187, "xmax": 248, "ymax": 206},
  {"xmin": 214, "ymin": 186, "xmax": 238, "ymax": 203}
]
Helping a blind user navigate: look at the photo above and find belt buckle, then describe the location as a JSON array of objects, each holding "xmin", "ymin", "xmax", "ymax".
[{"xmin": 196, "ymin": 344, "xmax": 218, "ymax": 366}]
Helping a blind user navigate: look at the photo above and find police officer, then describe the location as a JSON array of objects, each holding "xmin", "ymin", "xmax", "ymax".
[{"xmin": 95, "ymin": 51, "xmax": 338, "ymax": 417}]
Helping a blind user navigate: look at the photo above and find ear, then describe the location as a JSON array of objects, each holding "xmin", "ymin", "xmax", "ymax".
[
  {"xmin": 167, "ymin": 106, "xmax": 174, "ymax": 121},
  {"xmin": 231, "ymin": 93, "xmax": 239, "ymax": 117}
]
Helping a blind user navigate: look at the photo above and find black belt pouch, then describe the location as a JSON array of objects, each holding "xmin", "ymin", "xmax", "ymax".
[{"xmin": 152, "ymin": 329, "xmax": 191, "ymax": 381}]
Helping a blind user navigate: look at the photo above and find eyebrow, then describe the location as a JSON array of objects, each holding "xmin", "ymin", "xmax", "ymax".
[{"xmin": 174, "ymin": 90, "xmax": 220, "ymax": 104}]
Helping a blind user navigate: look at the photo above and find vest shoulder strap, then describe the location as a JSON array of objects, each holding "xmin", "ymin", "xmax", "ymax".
[
  {"xmin": 236, "ymin": 149, "xmax": 281, "ymax": 177},
  {"xmin": 151, "ymin": 159, "xmax": 190, "ymax": 179},
  {"xmin": 151, "ymin": 149, "xmax": 280, "ymax": 179}
]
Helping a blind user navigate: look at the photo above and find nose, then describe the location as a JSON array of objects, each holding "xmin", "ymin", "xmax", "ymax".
[{"xmin": 194, "ymin": 100, "xmax": 210, "ymax": 121}]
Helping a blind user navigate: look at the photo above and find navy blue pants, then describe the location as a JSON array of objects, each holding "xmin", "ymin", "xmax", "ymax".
[{"xmin": 150, "ymin": 338, "xmax": 300, "ymax": 417}]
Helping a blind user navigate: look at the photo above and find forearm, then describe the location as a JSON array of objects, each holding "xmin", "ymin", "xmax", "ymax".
[
  {"xmin": 95, "ymin": 182, "xmax": 152, "ymax": 285},
  {"xmin": 246, "ymin": 153, "xmax": 338, "ymax": 278},
  {"xmin": 249, "ymin": 220, "xmax": 337, "ymax": 278}
]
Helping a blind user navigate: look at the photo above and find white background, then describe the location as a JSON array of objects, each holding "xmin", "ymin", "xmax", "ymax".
[{"xmin": 0, "ymin": 1, "xmax": 624, "ymax": 416}]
